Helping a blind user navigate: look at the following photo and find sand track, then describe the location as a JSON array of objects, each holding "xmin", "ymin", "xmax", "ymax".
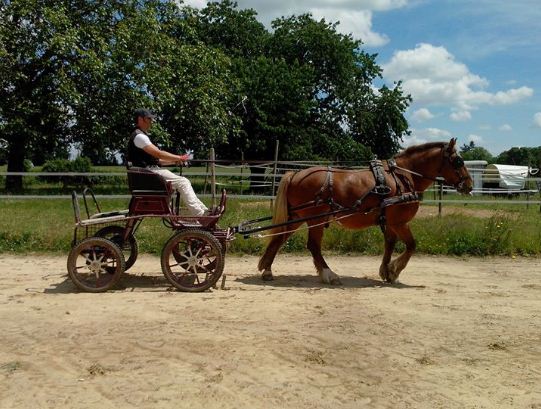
[{"xmin": 1, "ymin": 254, "xmax": 540, "ymax": 408}]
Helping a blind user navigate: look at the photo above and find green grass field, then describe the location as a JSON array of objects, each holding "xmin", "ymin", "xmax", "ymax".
[{"xmin": 1, "ymin": 196, "xmax": 540, "ymax": 256}]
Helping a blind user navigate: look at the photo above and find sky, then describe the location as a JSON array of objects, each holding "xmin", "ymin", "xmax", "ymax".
[{"xmin": 183, "ymin": 0, "xmax": 541, "ymax": 156}]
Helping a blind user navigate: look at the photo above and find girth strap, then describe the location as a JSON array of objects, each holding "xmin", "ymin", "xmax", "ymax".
[{"xmin": 381, "ymin": 192, "xmax": 419, "ymax": 208}]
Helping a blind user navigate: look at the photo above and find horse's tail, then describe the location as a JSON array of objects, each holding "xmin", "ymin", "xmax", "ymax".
[{"xmin": 270, "ymin": 171, "xmax": 295, "ymax": 236}]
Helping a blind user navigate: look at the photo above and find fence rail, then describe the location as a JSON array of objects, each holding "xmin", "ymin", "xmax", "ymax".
[{"xmin": 1, "ymin": 163, "xmax": 541, "ymax": 213}]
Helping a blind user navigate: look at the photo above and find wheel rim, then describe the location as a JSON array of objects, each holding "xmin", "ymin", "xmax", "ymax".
[
  {"xmin": 68, "ymin": 238, "xmax": 125, "ymax": 292},
  {"xmin": 162, "ymin": 230, "xmax": 224, "ymax": 291}
]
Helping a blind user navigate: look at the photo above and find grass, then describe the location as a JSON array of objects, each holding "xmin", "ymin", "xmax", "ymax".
[{"xmin": 1, "ymin": 197, "xmax": 540, "ymax": 257}]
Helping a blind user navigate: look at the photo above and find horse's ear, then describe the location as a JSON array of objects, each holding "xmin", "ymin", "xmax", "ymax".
[{"xmin": 448, "ymin": 138, "xmax": 457, "ymax": 150}]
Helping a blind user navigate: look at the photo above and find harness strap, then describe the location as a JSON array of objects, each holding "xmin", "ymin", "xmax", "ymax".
[
  {"xmin": 369, "ymin": 159, "xmax": 391, "ymax": 195},
  {"xmin": 381, "ymin": 192, "xmax": 419, "ymax": 208},
  {"xmin": 314, "ymin": 166, "xmax": 336, "ymax": 207}
]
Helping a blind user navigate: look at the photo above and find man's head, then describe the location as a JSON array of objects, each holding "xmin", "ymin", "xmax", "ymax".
[{"xmin": 134, "ymin": 108, "xmax": 156, "ymax": 132}]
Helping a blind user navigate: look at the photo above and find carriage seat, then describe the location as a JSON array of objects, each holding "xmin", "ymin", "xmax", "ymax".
[
  {"xmin": 127, "ymin": 166, "xmax": 174, "ymax": 215},
  {"xmin": 127, "ymin": 166, "xmax": 173, "ymax": 195}
]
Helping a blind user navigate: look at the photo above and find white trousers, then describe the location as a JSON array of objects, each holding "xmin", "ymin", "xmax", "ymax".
[{"xmin": 150, "ymin": 168, "xmax": 208, "ymax": 216}]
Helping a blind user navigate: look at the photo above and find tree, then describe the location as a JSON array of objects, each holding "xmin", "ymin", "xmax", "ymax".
[
  {"xmin": 0, "ymin": 0, "xmax": 81, "ymax": 190},
  {"xmin": 461, "ymin": 146, "xmax": 494, "ymax": 162},
  {"xmin": 460, "ymin": 141, "xmax": 476, "ymax": 153},
  {"xmin": 0, "ymin": 0, "xmax": 240, "ymax": 188},
  {"xmin": 496, "ymin": 147, "xmax": 535, "ymax": 166}
]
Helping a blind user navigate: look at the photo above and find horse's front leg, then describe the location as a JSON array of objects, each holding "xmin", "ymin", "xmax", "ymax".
[
  {"xmin": 386, "ymin": 223, "xmax": 416, "ymax": 283},
  {"xmin": 379, "ymin": 228, "xmax": 398, "ymax": 282},
  {"xmin": 307, "ymin": 222, "xmax": 341, "ymax": 285}
]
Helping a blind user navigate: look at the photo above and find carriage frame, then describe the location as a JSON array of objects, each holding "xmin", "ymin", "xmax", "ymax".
[{"xmin": 67, "ymin": 166, "xmax": 233, "ymax": 293}]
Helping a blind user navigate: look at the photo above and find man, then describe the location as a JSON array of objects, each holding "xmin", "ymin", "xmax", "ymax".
[{"xmin": 127, "ymin": 108, "xmax": 208, "ymax": 216}]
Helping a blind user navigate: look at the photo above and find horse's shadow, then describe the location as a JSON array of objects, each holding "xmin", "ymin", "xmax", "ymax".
[
  {"xmin": 44, "ymin": 273, "xmax": 171, "ymax": 294},
  {"xmin": 235, "ymin": 274, "xmax": 424, "ymax": 290}
]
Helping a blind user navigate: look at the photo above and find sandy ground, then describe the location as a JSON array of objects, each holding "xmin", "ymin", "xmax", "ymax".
[{"xmin": 1, "ymin": 253, "xmax": 541, "ymax": 409}]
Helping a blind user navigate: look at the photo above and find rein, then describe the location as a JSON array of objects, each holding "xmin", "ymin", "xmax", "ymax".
[{"xmin": 388, "ymin": 161, "xmax": 440, "ymax": 183}]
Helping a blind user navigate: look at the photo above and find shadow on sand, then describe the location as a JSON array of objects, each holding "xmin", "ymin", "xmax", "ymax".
[
  {"xmin": 235, "ymin": 273, "xmax": 425, "ymax": 290},
  {"xmin": 43, "ymin": 273, "xmax": 171, "ymax": 294}
]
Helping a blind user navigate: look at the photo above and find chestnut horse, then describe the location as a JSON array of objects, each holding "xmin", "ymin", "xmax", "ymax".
[{"xmin": 258, "ymin": 138, "xmax": 473, "ymax": 284}]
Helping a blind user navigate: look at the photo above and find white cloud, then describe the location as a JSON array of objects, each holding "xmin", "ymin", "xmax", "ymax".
[
  {"xmin": 180, "ymin": 0, "xmax": 409, "ymax": 46},
  {"xmin": 498, "ymin": 124, "xmax": 512, "ymax": 131},
  {"xmin": 383, "ymin": 43, "xmax": 534, "ymax": 110},
  {"xmin": 534, "ymin": 112, "xmax": 541, "ymax": 128},
  {"xmin": 450, "ymin": 110, "xmax": 471, "ymax": 122},
  {"xmin": 424, "ymin": 128, "xmax": 452, "ymax": 138},
  {"xmin": 411, "ymin": 108, "xmax": 434, "ymax": 122},
  {"xmin": 405, "ymin": 127, "xmax": 452, "ymax": 146},
  {"xmin": 310, "ymin": 9, "xmax": 388, "ymax": 46}
]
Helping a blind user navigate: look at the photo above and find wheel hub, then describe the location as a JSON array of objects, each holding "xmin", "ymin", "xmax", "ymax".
[
  {"xmin": 186, "ymin": 255, "xmax": 200, "ymax": 270},
  {"xmin": 90, "ymin": 260, "xmax": 103, "ymax": 273}
]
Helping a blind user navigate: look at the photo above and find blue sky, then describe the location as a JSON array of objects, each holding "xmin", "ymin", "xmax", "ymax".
[{"xmin": 183, "ymin": 0, "xmax": 541, "ymax": 155}]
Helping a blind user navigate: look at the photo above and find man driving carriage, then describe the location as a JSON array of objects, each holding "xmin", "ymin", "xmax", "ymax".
[{"xmin": 126, "ymin": 108, "xmax": 208, "ymax": 216}]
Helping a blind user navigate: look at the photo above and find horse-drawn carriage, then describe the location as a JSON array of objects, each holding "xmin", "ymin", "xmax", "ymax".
[
  {"xmin": 67, "ymin": 138, "xmax": 473, "ymax": 292},
  {"xmin": 67, "ymin": 166, "xmax": 233, "ymax": 292}
]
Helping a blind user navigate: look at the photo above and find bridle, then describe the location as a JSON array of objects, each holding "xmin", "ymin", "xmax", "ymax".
[{"xmin": 390, "ymin": 144, "xmax": 469, "ymax": 192}]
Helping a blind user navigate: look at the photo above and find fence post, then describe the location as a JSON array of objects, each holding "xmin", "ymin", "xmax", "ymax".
[
  {"xmin": 240, "ymin": 151, "xmax": 244, "ymax": 196},
  {"xmin": 203, "ymin": 160, "xmax": 209, "ymax": 195},
  {"xmin": 270, "ymin": 139, "xmax": 280, "ymax": 210},
  {"xmin": 210, "ymin": 148, "xmax": 216, "ymax": 207},
  {"xmin": 438, "ymin": 180, "xmax": 443, "ymax": 216}
]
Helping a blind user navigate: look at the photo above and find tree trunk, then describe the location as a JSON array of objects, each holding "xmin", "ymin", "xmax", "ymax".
[{"xmin": 5, "ymin": 136, "xmax": 26, "ymax": 192}]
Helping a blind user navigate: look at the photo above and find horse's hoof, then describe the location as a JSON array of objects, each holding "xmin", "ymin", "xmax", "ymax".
[
  {"xmin": 330, "ymin": 277, "xmax": 342, "ymax": 286},
  {"xmin": 261, "ymin": 273, "xmax": 274, "ymax": 281}
]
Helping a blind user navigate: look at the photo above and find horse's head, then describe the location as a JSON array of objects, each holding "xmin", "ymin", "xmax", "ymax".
[{"xmin": 439, "ymin": 138, "xmax": 472, "ymax": 194}]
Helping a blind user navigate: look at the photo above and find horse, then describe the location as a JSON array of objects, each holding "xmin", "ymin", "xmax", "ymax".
[{"xmin": 257, "ymin": 138, "xmax": 473, "ymax": 284}]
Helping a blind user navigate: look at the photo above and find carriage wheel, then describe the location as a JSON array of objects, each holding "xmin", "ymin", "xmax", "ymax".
[
  {"xmin": 95, "ymin": 225, "xmax": 138, "ymax": 271},
  {"xmin": 161, "ymin": 229, "xmax": 225, "ymax": 292},
  {"xmin": 67, "ymin": 237, "xmax": 125, "ymax": 292}
]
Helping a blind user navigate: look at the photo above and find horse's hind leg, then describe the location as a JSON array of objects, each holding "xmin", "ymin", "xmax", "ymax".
[
  {"xmin": 307, "ymin": 222, "xmax": 341, "ymax": 285},
  {"xmin": 387, "ymin": 223, "xmax": 416, "ymax": 283},
  {"xmin": 379, "ymin": 228, "xmax": 398, "ymax": 282},
  {"xmin": 258, "ymin": 223, "xmax": 301, "ymax": 281}
]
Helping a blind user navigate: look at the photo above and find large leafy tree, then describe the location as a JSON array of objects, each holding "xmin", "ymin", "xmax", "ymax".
[
  {"xmin": 1, "ymin": 0, "xmax": 411, "ymax": 193},
  {"xmin": 193, "ymin": 5, "xmax": 410, "ymax": 164},
  {"xmin": 0, "ymin": 0, "xmax": 83, "ymax": 190},
  {"xmin": 0, "ymin": 0, "xmax": 239, "ymax": 190},
  {"xmin": 496, "ymin": 147, "xmax": 541, "ymax": 167}
]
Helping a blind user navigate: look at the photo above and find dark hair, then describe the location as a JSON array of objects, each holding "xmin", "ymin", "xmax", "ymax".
[{"xmin": 133, "ymin": 108, "xmax": 156, "ymax": 123}]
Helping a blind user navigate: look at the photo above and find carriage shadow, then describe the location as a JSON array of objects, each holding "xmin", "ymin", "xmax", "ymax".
[
  {"xmin": 236, "ymin": 274, "xmax": 424, "ymax": 290},
  {"xmin": 44, "ymin": 273, "xmax": 171, "ymax": 294}
]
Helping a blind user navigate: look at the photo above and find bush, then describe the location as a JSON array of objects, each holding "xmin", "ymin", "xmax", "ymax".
[{"xmin": 39, "ymin": 157, "xmax": 97, "ymax": 187}]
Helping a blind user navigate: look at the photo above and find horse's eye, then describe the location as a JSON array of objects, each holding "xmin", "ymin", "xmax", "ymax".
[{"xmin": 452, "ymin": 156, "xmax": 464, "ymax": 169}]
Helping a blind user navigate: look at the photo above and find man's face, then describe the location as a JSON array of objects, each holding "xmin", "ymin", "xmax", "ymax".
[{"xmin": 139, "ymin": 115, "xmax": 153, "ymax": 131}]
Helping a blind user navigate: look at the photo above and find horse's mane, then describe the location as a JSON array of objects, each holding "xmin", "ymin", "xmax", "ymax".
[{"xmin": 395, "ymin": 142, "xmax": 447, "ymax": 158}]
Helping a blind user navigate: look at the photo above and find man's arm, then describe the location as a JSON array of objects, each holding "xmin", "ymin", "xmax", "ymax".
[{"xmin": 143, "ymin": 144, "xmax": 188, "ymax": 165}]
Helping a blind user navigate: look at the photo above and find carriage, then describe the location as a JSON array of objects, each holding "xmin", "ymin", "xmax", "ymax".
[{"xmin": 67, "ymin": 166, "xmax": 233, "ymax": 292}]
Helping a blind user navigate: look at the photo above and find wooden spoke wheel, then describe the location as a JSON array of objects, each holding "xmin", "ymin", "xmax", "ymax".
[
  {"xmin": 161, "ymin": 229, "xmax": 225, "ymax": 292},
  {"xmin": 67, "ymin": 237, "xmax": 125, "ymax": 292},
  {"xmin": 95, "ymin": 225, "xmax": 138, "ymax": 271}
]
